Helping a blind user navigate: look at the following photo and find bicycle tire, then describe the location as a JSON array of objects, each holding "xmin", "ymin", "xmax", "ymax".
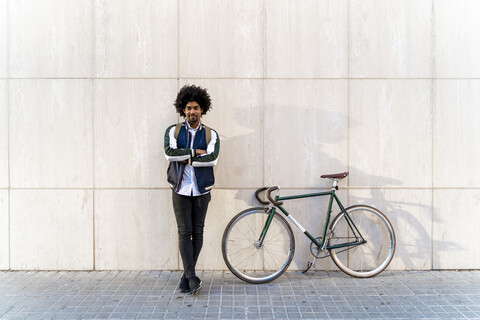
[
  {"xmin": 329, "ymin": 205, "xmax": 395, "ymax": 278},
  {"xmin": 222, "ymin": 207, "xmax": 295, "ymax": 284}
]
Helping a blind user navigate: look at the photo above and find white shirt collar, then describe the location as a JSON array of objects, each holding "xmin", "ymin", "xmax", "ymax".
[{"xmin": 186, "ymin": 120, "xmax": 201, "ymax": 131}]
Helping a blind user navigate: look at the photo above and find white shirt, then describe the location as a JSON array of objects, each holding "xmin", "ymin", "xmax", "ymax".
[{"xmin": 177, "ymin": 121, "xmax": 202, "ymax": 196}]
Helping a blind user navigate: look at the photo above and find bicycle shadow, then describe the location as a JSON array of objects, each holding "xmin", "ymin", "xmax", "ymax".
[
  {"xmin": 219, "ymin": 105, "xmax": 351, "ymax": 272},
  {"xmin": 208, "ymin": 102, "xmax": 459, "ymax": 274},
  {"xmin": 211, "ymin": 106, "xmax": 346, "ymax": 272},
  {"xmin": 347, "ymin": 168, "xmax": 462, "ymax": 272},
  {"xmin": 225, "ymin": 168, "xmax": 462, "ymax": 275}
]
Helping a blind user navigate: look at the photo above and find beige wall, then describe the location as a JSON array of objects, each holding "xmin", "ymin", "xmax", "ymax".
[{"xmin": 1, "ymin": 0, "xmax": 479, "ymax": 270}]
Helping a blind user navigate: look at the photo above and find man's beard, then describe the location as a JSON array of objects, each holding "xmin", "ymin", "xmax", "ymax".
[{"xmin": 187, "ymin": 114, "xmax": 198, "ymax": 123}]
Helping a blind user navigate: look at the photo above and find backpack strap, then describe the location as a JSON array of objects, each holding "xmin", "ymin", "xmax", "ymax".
[
  {"xmin": 204, "ymin": 125, "xmax": 211, "ymax": 144},
  {"xmin": 174, "ymin": 123, "xmax": 182, "ymax": 140}
]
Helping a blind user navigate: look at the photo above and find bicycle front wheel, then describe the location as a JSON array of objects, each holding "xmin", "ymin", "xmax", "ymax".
[
  {"xmin": 222, "ymin": 207, "xmax": 295, "ymax": 284},
  {"xmin": 329, "ymin": 205, "xmax": 395, "ymax": 278}
]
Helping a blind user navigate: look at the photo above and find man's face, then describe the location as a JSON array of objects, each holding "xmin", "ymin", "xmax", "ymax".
[{"xmin": 183, "ymin": 101, "xmax": 203, "ymax": 126}]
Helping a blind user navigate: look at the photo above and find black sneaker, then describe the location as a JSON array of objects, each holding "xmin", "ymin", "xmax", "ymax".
[
  {"xmin": 178, "ymin": 273, "xmax": 189, "ymax": 293},
  {"xmin": 188, "ymin": 276, "xmax": 202, "ymax": 296}
]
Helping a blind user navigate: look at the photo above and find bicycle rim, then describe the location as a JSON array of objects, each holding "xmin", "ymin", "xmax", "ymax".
[
  {"xmin": 329, "ymin": 205, "xmax": 395, "ymax": 277},
  {"xmin": 222, "ymin": 208, "xmax": 295, "ymax": 284}
]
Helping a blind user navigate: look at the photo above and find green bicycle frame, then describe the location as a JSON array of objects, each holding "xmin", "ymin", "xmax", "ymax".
[{"xmin": 258, "ymin": 190, "xmax": 366, "ymax": 250}]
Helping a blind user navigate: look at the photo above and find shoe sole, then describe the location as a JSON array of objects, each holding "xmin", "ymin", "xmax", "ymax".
[{"xmin": 190, "ymin": 281, "xmax": 202, "ymax": 296}]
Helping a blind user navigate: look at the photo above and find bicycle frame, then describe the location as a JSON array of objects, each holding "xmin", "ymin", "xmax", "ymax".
[{"xmin": 258, "ymin": 189, "xmax": 366, "ymax": 250}]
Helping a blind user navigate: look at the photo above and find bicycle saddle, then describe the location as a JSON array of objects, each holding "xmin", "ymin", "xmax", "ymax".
[{"xmin": 321, "ymin": 172, "xmax": 349, "ymax": 179}]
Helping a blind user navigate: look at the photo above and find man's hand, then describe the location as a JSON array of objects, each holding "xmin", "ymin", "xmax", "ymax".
[{"xmin": 196, "ymin": 149, "xmax": 207, "ymax": 155}]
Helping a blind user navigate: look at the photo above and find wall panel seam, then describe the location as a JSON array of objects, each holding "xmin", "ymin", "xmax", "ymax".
[
  {"xmin": 177, "ymin": 0, "xmax": 181, "ymax": 272},
  {"xmin": 7, "ymin": 0, "xmax": 10, "ymax": 271},
  {"xmin": 8, "ymin": 77, "xmax": 480, "ymax": 80},
  {"xmin": 8, "ymin": 187, "xmax": 480, "ymax": 190},
  {"xmin": 92, "ymin": 0, "xmax": 95, "ymax": 271},
  {"xmin": 431, "ymin": 0, "xmax": 436, "ymax": 271},
  {"xmin": 347, "ymin": 0, "xmax": 350, "ymax": 208},
  {"xmin": 431, "ymin": 79, "xmax": 435, "ymax": 270},
  {"xmin": 92, "ymin": 77, "xmax": 95, "ymax": 271},
  {"xmin": 262, "ymin": 0, "xmax": 265, "ymax": 188},
  {"xmin": 177, "ymin": 0, "xmax": 180, "ymax": 83}
]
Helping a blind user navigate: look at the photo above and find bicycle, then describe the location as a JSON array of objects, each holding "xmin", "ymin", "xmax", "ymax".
[{"xmin": 221, "ymin": 172, "xmax": 396, "ymax": 284}]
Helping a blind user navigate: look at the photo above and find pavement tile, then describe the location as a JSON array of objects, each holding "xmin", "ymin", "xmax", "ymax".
[{"xmin": 0, "ymin": 271, "xmax": 479, "ymax": 319}]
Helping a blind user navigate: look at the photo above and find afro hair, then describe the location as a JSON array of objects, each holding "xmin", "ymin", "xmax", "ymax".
[{"xmin": 174, "ymin": 85, "xmax": 212, "ymax": 117}]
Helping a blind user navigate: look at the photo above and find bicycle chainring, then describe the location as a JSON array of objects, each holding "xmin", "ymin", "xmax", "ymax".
[{"xmin": 310, "ymin": 237, "xmax": 330, "ymax": 258}]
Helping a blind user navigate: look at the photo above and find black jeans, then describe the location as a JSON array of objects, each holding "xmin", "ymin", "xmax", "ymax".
[{"xmin": 172, "ymin": 191, "xmax": 211, "ymax": 279}]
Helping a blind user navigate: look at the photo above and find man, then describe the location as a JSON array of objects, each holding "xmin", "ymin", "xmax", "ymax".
[{"xmin": 164, "ymin": 85, "xmax": 220, "ymax": 295}]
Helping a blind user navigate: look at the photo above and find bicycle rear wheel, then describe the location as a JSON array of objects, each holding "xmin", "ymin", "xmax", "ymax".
[
  {"xmin": 329, "ymin": 205, "xmax": 395, "ymax": 277},
  {"xmin": 222, "ymin": 207, "xmax": 295, "ymax": 284}
]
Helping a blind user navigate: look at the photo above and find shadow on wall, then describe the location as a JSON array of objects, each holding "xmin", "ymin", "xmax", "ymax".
[
  {"xmin": 219, "ymin": 106, "xmax": 350, "ymax": 271},
  {"xmin": 348, "ymin": 167, "xmax": 461, "ymax": 271},
  {"xmin": 223, "ymin": 105, "xmax": 350, "ymax": 196},
  {"xmin": 262, "ymin": 107, "xmax": 349, "ymax": 190},
  {"xmin": 209, "ymin": 106, "xmax": 456, "ymax": 271},
  {"xmin": 210, "ymin": 106, "xmax": 262, "ymax": 189}
]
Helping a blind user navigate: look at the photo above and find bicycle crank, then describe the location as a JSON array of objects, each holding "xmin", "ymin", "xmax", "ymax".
[
  {"xmin": 310, "ymin": 237, "xmax": 330, "ymax": 259},
  {"xmin": 302, "ymin": 237, "xmax": 331, "ymax": 274}
]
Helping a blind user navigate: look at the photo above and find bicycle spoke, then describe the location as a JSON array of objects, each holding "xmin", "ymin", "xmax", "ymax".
[
  {"xmin": 228, "ymin": 244, "xmax": 256, "ymax": 257},
  {"xmin": 264, "ymin": 248, "xmax": 289, "ymax": 263},
  {"xmin": 234, "ymin": 248, "xmax": 262, "ymax": 269},
  {"xmin": 232, "ymin": 226, "xmax": 254, "ymax": 241},
  {"xmin": 263, "ymin": 248, "xmax": 286, "ymax": 270},
  {"xmin": 228, "ymin": 233, "xmax": 254, "ymax": 244},
  {"xmin": 243, "ymin": 217, "xmax": 260, "ymax": 240},
  {"xmin": 262, "ymin": 230, "xmax": 287, "ymax": 246}
]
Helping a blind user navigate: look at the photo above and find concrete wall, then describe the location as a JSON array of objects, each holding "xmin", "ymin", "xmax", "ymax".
[{"xmin": 1, "ymin": 0, "xmax": 479, "ymax": 271}]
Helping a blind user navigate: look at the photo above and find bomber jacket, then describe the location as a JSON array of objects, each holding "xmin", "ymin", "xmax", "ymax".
[{"xmin": 164, "ymin": 121, "xmax": 220, "ymax": 194}]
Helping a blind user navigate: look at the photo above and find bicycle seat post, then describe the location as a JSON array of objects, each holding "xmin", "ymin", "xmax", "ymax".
[{"xmin": 331, "ymin": 179, "xmax": 339, "ymax": 191}]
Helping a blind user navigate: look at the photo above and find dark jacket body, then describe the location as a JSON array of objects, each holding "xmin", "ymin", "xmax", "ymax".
[{"xmin": 164, "ymin": 122, "xmax": 220, "ymax": 194}]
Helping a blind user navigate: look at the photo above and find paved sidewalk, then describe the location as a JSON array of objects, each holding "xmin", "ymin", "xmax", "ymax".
[{"xmin": 0, "ymin": 270, "xmax": 479, "ymax": 319}]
